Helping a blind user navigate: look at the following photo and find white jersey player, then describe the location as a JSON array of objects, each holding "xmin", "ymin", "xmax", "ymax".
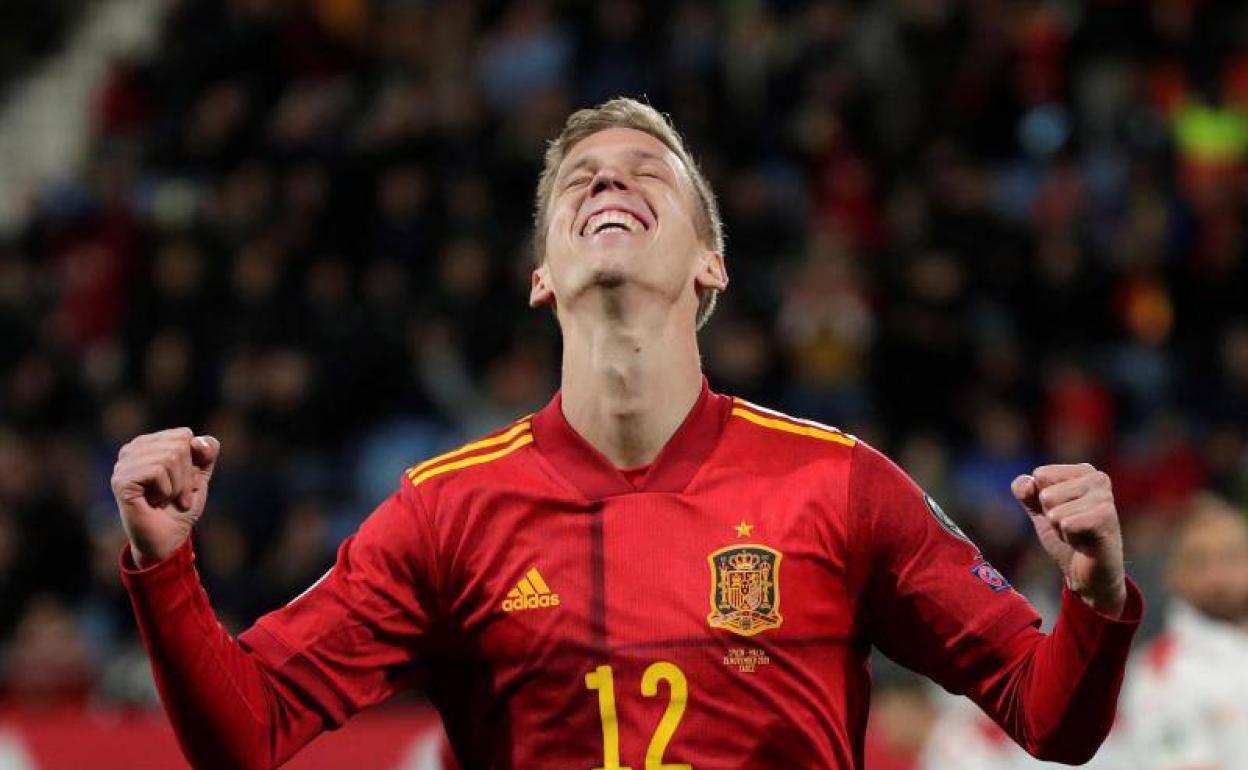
[{"xmin": 1111, "ymin": 495, "xmax": 1248, "ymax": 770}]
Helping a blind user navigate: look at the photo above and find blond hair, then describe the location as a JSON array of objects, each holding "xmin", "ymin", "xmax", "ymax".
[{"xmin": 532, "ymin": 97, "xmax": 724, "ymax": 329}]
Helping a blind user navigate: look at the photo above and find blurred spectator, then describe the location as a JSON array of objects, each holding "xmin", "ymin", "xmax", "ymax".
[
  {"xmin": 777, "ymin": 232, "xmax": 875, "ymax": 425},
  {"xmin": 864, "ymin": 670, "xmax": 937, "ymax": 770},
  {"xmin": 952, "ymin": 401, "xmax": 1039, "ymax": 564},
  {"xmin": 478, "ymin": 1, "xmax": 571, "ymax": 113},
  {"xmin": 1, "ymin": 595, "xmax": 92, "ymax": 709},
  {"xmin": 1104, "ymin": 493, "xmax": 1248, "ymax": 770}
]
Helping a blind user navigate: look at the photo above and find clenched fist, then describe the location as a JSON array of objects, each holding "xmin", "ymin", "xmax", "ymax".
[
  {"xmin": 111, "ymin": 428, "xmax": 220, "ymax": 567},
  {"xmin": 1012, "ymin": 463, "xmax": 1127, "ymax": 616}
]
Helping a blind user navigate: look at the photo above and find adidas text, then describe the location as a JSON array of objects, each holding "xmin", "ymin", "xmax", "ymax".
[{"xmin": 502, "ymin": 593, "xmax": 561, "ymax": 612}]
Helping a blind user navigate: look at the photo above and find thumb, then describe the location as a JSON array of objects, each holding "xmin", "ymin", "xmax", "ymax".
[
  {"xmin": 190, "ymin": 435, "xmax": 221, "ymax": 477},
  {"xmin": 1011, "ymin": 474, "xmax": 1043, "ymax": 518}
]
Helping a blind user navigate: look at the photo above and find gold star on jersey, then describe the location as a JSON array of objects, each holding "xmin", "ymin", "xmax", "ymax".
[{"xmin": 707, "ymin": 544, "xmax": 783, "ymax": 636}]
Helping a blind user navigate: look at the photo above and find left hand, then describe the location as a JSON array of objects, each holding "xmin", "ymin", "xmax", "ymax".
[{"xmin": 1011, "ymin": 463, "xmax": 1127, "ymax": 616}]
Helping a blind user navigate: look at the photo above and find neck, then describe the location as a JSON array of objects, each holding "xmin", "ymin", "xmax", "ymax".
[{"xmin": 558, "ymin": 298, "xmax": 703, "ymax": 468}]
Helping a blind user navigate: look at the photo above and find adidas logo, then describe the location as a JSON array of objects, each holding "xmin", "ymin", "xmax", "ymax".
[{"xmin": 501, "ymin": 568, "xmax": 561, "ymax": 612}]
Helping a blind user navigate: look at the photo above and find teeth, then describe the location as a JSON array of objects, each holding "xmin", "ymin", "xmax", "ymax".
[{"xmin": 585, "ymin": 209, "xmax": 644, "ymax": 235}]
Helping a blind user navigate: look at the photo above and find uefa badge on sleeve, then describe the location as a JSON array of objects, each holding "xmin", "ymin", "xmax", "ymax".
[
  {"xmin": 970, "ymin": 560, "xmax": 1011, "ymax": 592},
  {"xmin": 707, "ymin": 545, "xmax": 783, "ymax": 637}
]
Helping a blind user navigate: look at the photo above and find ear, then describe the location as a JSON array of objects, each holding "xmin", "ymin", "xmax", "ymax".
[
  {"xmin": 693, "ymin": 249, "xmax": 728, "ymax": 294},
  {"xmin": 529, "ymin": 262, "xmax": 555, "ymax": 308}
]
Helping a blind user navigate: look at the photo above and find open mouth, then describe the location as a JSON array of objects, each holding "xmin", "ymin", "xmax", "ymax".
[{"xmin": 580, "ymin": 208, "xmax": 650, "ymax": 237}]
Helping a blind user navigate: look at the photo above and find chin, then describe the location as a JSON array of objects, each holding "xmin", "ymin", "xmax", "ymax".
[
  {"xmin": 581, "ymin": 246, "xmax": 638, "ymax": 277},
  {"xmin": 592, "ymin": 269, "xmax": 631, "ymax": 290}
]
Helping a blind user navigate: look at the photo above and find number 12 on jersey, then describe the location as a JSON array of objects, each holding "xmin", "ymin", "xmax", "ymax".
[{"xmin": 585, "ymin": 662, "xmax": 692, "ymax": 770}]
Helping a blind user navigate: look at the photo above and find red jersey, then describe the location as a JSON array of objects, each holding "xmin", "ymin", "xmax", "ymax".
[{"xmin": 121, "ymin": 381, "xmax": 1142, "ymax": 769}]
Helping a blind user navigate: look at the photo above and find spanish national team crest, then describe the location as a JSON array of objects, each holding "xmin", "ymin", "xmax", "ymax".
[{"xmin": 707, "ymin": 545, "xmax": 783, "ymax": 637}]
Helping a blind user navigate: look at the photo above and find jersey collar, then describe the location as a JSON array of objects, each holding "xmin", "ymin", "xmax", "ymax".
[{"xmin": 530, "ymin": 377, "xmax": 731, "ymax": 500}]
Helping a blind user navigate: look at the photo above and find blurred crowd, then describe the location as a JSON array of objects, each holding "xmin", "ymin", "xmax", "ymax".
[{"xmin": 0, "ymin": 0, "xmax": 1246, "ymax": 756}]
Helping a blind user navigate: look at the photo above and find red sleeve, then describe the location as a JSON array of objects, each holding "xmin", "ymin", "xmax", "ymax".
[
  {"xmin": 848, "ymin": 441, "xmax": 1143, "ymax": 764},
  {"xmin": 121, "ymin": 479, "xmax": 441, "ymax": 770}
]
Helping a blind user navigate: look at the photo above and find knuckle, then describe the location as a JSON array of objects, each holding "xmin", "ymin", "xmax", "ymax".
[{"xmin": 124, "ymin": 435, "xmax": 157, "ymax": 456}]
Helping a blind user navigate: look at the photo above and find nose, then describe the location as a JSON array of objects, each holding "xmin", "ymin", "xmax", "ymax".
[{"xmin": 589, "ymin": 166, "xmax": 630, "ymax": 196}]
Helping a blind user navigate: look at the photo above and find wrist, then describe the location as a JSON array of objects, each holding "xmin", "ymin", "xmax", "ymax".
[
  {"xmin": 129, "ymin": 538, "xmax": 182, "ymax": 569},
  {"xmin": 131, "ymin": 543, "xmax": 157, "ymax": 569},
  {"xmin": 1072, "ymin": 578, "xmax": 1127, "ymax": 618},
  {"xmin": 132, "ymin": 548, "xmax": 152, "ymax": 569}
]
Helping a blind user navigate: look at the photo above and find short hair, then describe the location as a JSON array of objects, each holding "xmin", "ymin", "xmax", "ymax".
[{"xmin": 532, "ymin": 97, "xmax": 725, "ymax": 329}]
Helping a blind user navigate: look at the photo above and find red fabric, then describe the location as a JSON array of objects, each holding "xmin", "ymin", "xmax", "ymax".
[
  {"xmin": 852, "ymin": 441, "xmax": 1142, "ymax": 763},
  {"xmin": 122, "ymin": 386, "xmax": 1141, "ymax": 770},
  {"xmin": 0, "ymin": 706, "xmax": 443, "ymax": 770},
  {"xmin": 619, "ymin": 464, "xmax": 651, "ymax": 488}
]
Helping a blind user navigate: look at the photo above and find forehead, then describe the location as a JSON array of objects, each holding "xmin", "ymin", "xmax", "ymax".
[
  {"xmin": 1178, "ymin": 513, "xmax": 1248, "ymax": 556},
  {"xmin": 558, "ymin": 127, "xmax": 684, "ymax": 176}
]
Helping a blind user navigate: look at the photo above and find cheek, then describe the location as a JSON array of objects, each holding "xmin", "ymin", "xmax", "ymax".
[
  {"xmin": 655, "ymin": 190, "xmax": 700, "ymax": 240},
  {"xmin": 549, "ymin": 201, "xmax": 580, "ymax": 243},
  {"xmin": 544, "ymin": 213, "xmax": 572, "ymax": 258}
]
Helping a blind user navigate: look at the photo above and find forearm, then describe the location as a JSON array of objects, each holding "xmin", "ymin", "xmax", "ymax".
[
  {"xmin": 121, "ymin": 541, "xmax": 321, "ymax": 770},
  {"xmin": 973, "ymin": 579, "xmax": 1144, "ymax": 764}
]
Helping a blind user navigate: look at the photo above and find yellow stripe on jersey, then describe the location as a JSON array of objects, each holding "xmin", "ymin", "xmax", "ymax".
[
  {"xmin": 406, "ymin": 420, "xmax": 531, "ymax": 481},
  {"xmin": 408, "ymin": 432, "xmax": 534, "ymax": 487},
  {"xmin": 525, "ymin": 568, "xmax": 551, "ymax": 594},
  {"xmin": 516, "ymin": 577, "xmax": 537, "ymax": 597},
  {"xmin": 730, "ymin": 403, "xmax": 856, "ymax": 447}
]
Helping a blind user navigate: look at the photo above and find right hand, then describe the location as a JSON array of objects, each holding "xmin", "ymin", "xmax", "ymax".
[{"xmin": 111, "ymin": 428, "xmax": 220, "ymax": 567}]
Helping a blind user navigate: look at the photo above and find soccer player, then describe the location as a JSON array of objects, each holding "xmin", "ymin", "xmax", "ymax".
[
  {"xmin": 113, "ymin": 98, "xmax": 1142, "ymax": 770},
  {"xmin": 1101, "ymin": 494, "xmax": 1248, "ymax": 770}
]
